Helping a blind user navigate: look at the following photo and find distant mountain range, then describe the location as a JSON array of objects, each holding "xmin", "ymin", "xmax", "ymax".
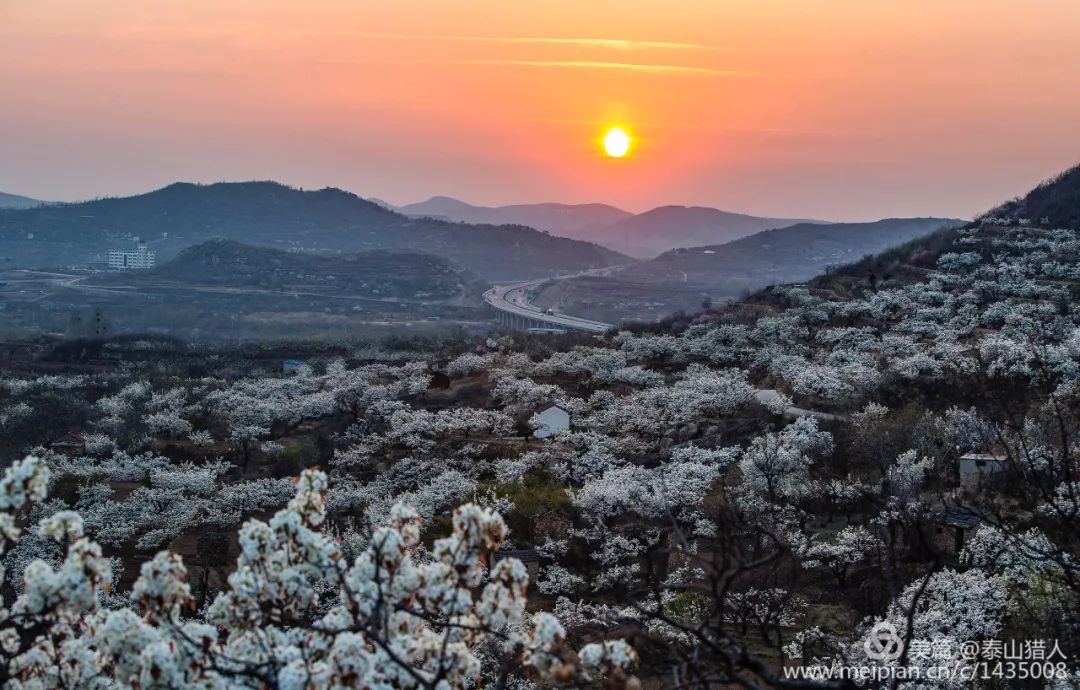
[
  {"xmin": 0, "ymin": 180, "xmax": 971, "ymax": 324},
  {"xmin": 526, "ymin": 216, "xmax": 963, "ymax": 324},
  {"xmin": 393, "ymin": 196, "xmax": 818, "ymax": 257},
  {"xmin": 578, "ymin": 205, "xmax": 821, "ymax": 257},
  {"xmin": 622, "ymin": 217, "xmax": 965, "ymax": 289},
  {"xmin": 0, "ymin": 191, "xmax": 44, "ymax": 209},
  {"xmin": 397, "ymin": 196, "xmax": 632, "ymax": 236},
  {"xmin": 0, "ymin": 182, "xmax": 626, "ymax": 281},
  {"xmin": 94, "ymin": 239, "xmax": 487, "ymax": 303}
]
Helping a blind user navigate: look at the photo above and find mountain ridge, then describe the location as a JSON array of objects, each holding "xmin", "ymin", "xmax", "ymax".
[
  {"xmin": 397, "ymin": 196, "xmax": 633, "ymax": 235},
  {"xmin": 0, "ymin": 181, "xmax": 627, "ymax": 281},
  {"xmin": 394, "ymin": 195, "xmax": 823, "ymax": 256},
  {"xmin": 585, "ymin": 205, "xmax": 823, "ymax": 257}
]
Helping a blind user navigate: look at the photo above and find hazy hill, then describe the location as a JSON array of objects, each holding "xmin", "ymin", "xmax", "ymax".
[
  {"xmin": 0, "ymin": 182, "xmax": 626, "ymax": 280},
  {"xmin": 96, "ymin": 239, "xmax": 488, "ymax": 302},
  {"xmin": 398, "ymin": 196, "xmax": 633, "ymax": 235},
  {"xmin": 0, "ymin": 190, "xmax": 43, "ymax": 209},
  {"xmin": 574, "ymin": 205, "xmax": 821, "ymax": 257},
  {"xmin": 397, "ymin": 198, "xmax": 816, "ymax": 257},
  {"xmin": 620, "ymin": 217, "xmax": 963, "ymax": 290}
]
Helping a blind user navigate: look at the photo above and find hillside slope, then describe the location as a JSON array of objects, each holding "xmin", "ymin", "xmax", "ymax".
[
  {"xmin": 987, "ymin": 164, "xmax": 1080, "ymax": 230},
  {"xmin": 0, "ymin": 182, "xmax": 626, "ymax": 280}
]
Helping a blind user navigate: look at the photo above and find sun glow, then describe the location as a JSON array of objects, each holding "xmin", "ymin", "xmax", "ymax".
[{"xmin": 602, "ymin": 126, "xmax": 632, "ymax": 158}]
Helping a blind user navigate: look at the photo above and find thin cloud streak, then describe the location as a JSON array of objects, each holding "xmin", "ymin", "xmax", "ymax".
[
  {"xmin": 523, "ymin": 116, "xmax": 807, "ymax": 134},
  {"xmin": 457, "ymin": 60, "xmax": 745, "ymax": 76},
  {"xmin": 357, "ymin": 33, "xmax": 711, "ymax": 51}
]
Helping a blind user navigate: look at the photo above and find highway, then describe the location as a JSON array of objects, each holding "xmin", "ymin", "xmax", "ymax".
[{"xmin": 483, "ymin": 269, "xmax": 618, "ymax": 333}]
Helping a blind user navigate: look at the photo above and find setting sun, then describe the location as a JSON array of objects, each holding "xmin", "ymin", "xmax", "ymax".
[{"xmin": 602, "ymin": 126, "xmax": 632, "ymax": 158}]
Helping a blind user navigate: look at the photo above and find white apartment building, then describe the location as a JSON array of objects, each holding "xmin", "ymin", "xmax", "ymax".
[{"xmin": 108, "ymin": 244, "xmax": 156, "ymax": 270}]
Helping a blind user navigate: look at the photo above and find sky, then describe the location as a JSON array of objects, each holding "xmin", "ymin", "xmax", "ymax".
[{"xmin": 2, "ymin": 0, "xmax": 1080, "ymax": 221}]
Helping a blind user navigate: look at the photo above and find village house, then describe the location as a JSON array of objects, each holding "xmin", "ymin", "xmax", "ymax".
[
  {"xmin": 533, "ymin": 405, "xmax": 570, "ymax": 439},
  {"xmin": 932, "ymin": 504, "xmax": 985, "ymax": 554}
]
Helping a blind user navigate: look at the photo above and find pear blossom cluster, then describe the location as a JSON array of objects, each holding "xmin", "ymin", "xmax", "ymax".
[{"xmin": 0, "ymin": 456, "xmax": 637, "ymax": 688}]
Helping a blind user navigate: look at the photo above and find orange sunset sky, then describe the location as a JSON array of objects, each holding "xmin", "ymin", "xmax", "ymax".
[{"xmin": 2, "ymin": 0, "xmax": 1079, "ymax": 220}]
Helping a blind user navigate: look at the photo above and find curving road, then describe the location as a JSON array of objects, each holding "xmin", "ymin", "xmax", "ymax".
[{"xmin": 483, "ymin": 270, "xmax": 617, "ymax": 333}]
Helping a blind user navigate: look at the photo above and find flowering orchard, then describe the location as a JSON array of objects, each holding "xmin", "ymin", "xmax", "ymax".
[{"xmin": 3, "ymin": 213, "xmax": 1080, "ymax": 686}]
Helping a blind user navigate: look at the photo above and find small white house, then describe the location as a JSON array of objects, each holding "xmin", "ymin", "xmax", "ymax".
[{"xmin": 533, "ymin": 405, "xmax": 570, "ymax": 439}]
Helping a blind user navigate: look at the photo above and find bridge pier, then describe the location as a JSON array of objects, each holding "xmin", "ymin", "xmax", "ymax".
[{"xmin": 491, "ymin": 306, "xmax": 551, "ymax": 333}]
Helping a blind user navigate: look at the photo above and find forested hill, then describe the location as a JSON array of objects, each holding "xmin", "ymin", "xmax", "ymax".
[
  {"xmin": 0, "ymin": 181, "xmax": 627, "ymax": 280},
  {"xmin": 94, "ymin": 239, "xmax": 488, "ymax": 302}
]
